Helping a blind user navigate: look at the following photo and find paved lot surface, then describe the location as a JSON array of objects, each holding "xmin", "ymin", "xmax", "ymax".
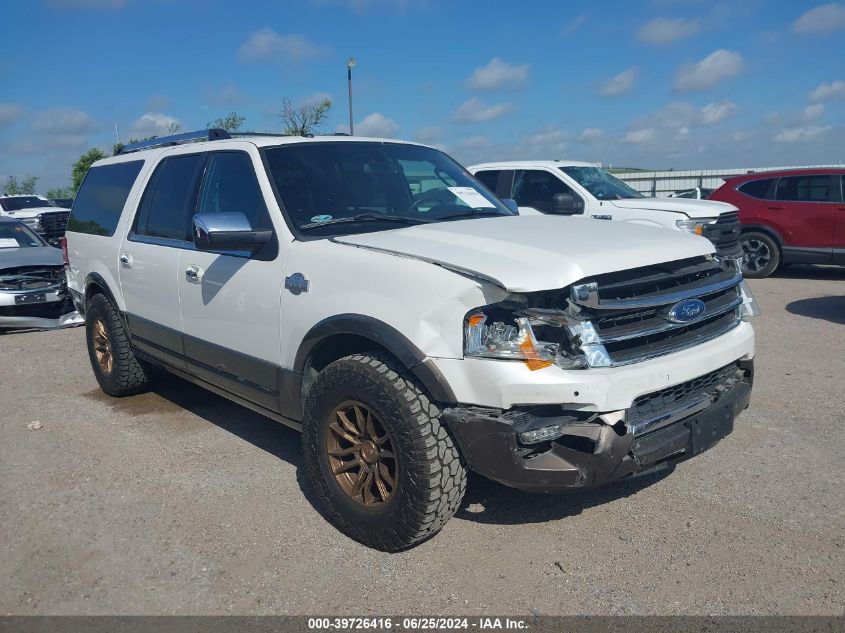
[{"xmin": 1, "ymin": 265, "xmax": 843, "ymax": 616}]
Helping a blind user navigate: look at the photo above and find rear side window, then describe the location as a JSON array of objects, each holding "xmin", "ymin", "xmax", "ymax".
[
  {"xmin": 512, "ymin": 169, "xmax": 580, "ymax": 213},
  {"xmin": 736, "ymin": 178, "xmax": 775, "ymax": 200},
  {"xmin": 67, "ymin": 160, "xmax": 143, "ymax": 236},
  {"xmin": 134, "ymin": 154, "xmax": 204, "ymax": 241},
  {"xmin": 775, "ymin": 175, "xmax": 834, "ymax": 202},
  {"xmin": 474, "ymin": 170, "xmax": 500, "ymax": 192}
]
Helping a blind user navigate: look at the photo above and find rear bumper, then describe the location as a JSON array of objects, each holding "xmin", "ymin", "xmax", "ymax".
[{"xmin": 441, "ymin": 360, "xmax": 753, "ymax": 492}]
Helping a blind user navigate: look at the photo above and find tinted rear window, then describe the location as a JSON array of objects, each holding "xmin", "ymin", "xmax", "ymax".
[
  {"xmin": 737, "ymin": 178, "xmax": 775, "ymax": 200},
  {"xmin": 775, "ymin": 175, "xmax": 834, "ymax": 202},
  {"xmin": 67, "ymin": 161, "xmax": 144, "ymax": 236},
  {"xmin": 474, "ymin": 170, "xmax": 500, "ymax": 192}
]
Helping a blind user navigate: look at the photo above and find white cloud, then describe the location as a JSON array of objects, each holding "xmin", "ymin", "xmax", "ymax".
[
  {"xmin": 802, "ymin": 103, "xmax": 825, "ymax": 121},
  {"xmin": 808, "ymin": 79, "xmax": 845, "ymax": 102},
  {"xmin": 600, "ymin": 67, "xmax": 637, "ymax": 97},
  {"xmin": 637, "ymin": 17, "xmax": 700, "ymax": 45},
  {"xmin": 355, "ymin": 112, "xmax": 399, "ymax": 137},
  {"xmin": 674, "ymin": 49, "xmax": 743, "ymax": 92},
  {"xmin": 700, "ymin": 99, "xmax": 738, "ymax": 124},
  {"xmin": 414, "ymin": 125, "xmax": 443, "ymax": 143},
  {"xmin": 561, "ymin": 11, "xmax": 589, "ymax": 36},
  {"xmin": 237, "ymin": 28, "xmax": 330, "ymax": 63},
  {"xmin": 0, "ymin": 103, "xmax": 23, "ymax": 128},
  {"xmin": 774, "ymin": 125, "xmax": 832, "ymax": 142},
  {"xmin": 452, "ymin": 98, "xmax": 515, "ymax": 123},
  {"xmin": 466, "ymin": 58, "xmax": 530, "ymax": 91},
  {"xmin": 578, "ymin": 128, "xmax": 604, "ymax": 142},
  {"xmin": 623, "ymin": 128, "xmax": 656, "ymax": 144},
  {"xmin": 32, "ymin": 108, "xmax": 97, "ymax": 135},
  {"xmin": 792, "ymin": 3, "xmax": 845, "ymax": 36},
  {"xmin": 131, "ymin": 112, "xmax": 182, "ymax": 137}
]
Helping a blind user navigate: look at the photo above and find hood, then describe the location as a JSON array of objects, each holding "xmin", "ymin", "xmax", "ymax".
[
  {"xmin": 333, "ymin": 215, "xmax": 713, "ymax": 293},
  {"xmin": 609, "ymin": 197, "xmax": 736, "ymax": 218},
  {"xmin": 2, "ymin": 206, "xmax": 59, "ymax": 218},
  {"xmin": 0, "ymin": 244, "xmax": 64, "ymax": 270}
]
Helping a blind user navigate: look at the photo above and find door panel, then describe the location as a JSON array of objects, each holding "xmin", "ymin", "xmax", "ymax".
[
  {"xmin": 766, "ymin": 175, "xmax": 837, "ymax": 248},
  {"xmin": 177, "ymin": 149, "xmax": 284, "ymax": 410},
  {"xmin": 836, "ymin": 176, "xmax": 845, "ymax": 249}
]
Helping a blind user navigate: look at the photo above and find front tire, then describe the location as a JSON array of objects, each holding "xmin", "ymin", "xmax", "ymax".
[
  {"xmin": 302, "ymin": 354, "xmax": 466, "ymax": 551},
  {"xmin": 740, "ymin": 231, "xmax": 780, "ymax": 278},
  {"xmin": 85, "ymin": 293, "xmax": 150, "ymax": 397}
]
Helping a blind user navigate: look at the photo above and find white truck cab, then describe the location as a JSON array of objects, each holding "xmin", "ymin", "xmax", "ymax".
[{"xmin": 468, "ymin": 160, "xmax": 741, "ymax": 256}]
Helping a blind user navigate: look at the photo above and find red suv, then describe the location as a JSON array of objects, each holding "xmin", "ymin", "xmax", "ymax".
[{"xmin": 710, "ymin": 168, "xmax": 845, "ymax": 278}]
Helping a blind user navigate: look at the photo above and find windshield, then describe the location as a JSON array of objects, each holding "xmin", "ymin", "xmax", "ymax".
[
  {"xmin": 263, "ymin": 142, "xmax": 513, "ymax": 236},
  {"xmin": 0, "ymin": 221, "xmax": 44, "ymax": 248},
  {"xmin": 0, "ymin": 196, "xmax": 53, "ymax": 211},
  {"xmin": 560, "ymin": 167, "xmax": 643, "ymax": 200}
]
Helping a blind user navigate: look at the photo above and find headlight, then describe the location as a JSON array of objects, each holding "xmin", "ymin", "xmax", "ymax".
[
  {"xmin": 464, "ymin": 305, "xmax": 587, "ymax": 371},
  {"xmin": 676, "ymin": 217, "xmax": 718, "ymax": 236},
  {"xmin": 21, "ymin": 215, "xmax": 42, "ymax": 231},
  {"xmin": 738, "ymin": 280, "xmax": 760, "ymax": 320}
]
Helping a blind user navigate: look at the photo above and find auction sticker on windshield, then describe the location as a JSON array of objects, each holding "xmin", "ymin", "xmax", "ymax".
[{"xmin": 447, "ymin": 187, "xmax": 495, "ymax": 208}]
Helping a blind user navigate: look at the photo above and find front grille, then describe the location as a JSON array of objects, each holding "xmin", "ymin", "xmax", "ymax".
[
  {"xmin": 703, "ymin": 211, "xmax": 740, "ymax": 256},
  {"xmin": 568, "ymin": 256, "xmax": 743, "ymax": 366},
  {"xmin": 40, "ymin": 211, "xmax": 70, "ymax": 234},
  {"xmin": 627, "ymin": 362, "xmax": 744, "ymax": 436}
]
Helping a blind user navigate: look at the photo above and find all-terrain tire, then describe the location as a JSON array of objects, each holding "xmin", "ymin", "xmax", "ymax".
[
  {"xmin": 740, "ymin": 231, "xmax": 780, "ymax": 279},
  {"xmin": 85, "ymin": 293, "xmax": 150, "ymax": 397},
  {"xmin": 302, "ymin": 353, "xmax": 467, "ymax": 551}
]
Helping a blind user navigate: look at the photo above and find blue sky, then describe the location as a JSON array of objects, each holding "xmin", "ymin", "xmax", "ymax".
[{"xmin": 2, "ymin": 0, "xmax": 843, "ymax": 190}]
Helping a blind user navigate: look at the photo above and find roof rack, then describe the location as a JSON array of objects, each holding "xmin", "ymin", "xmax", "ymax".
[{"xmin": 117, "ymin": 128, "xmax": 231, "ymax": 155}]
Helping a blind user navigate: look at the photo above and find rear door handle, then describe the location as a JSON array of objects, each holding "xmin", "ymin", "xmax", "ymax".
[
  {"xmin": 766, "ymin": 205, "xmax": 786, "ymax": 210},
  {"xmin": 119, "ymin": 253, "xmax": 132, "ymax": 268},
  {"xmin": 185, "ymin": 265, "xmax": 203, "ymax": 283}
]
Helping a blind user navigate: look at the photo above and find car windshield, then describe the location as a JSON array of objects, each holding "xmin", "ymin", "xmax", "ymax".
[
  {"xmin": 560, "ymin": 167, "xmax": 643, "ymax": 200},
  {"xmin": 263, "ymin": 141, "xmax": 513, "ymax": 236},
  {"xmin": 0, "ymin": 196, "xmax": 52, "ymax": 211},
  {"xmin": 0, "ymin": 221, "xmax": 44, "ymax": 248}
]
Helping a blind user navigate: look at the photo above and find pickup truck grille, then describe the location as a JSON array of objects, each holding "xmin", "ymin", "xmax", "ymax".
[
  {"xmin": 568, "ymin": 256, "xmax": 743, "ymax": 367},
  {"xmin": 40, "ymin": 210, "xmax": 70, "ymax": 234},
  {"xmin": 702, "ymin": 211, "xmax": 741, "ymax": 257}
]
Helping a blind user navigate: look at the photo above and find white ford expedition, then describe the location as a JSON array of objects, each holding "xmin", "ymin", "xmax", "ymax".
[
  {"xmin": 469, "ymin": 161, "xmax": 742, "ymax": 257},
  {"xmin": 65, "ymin": 130, "xmax": 757, "ymax": 551}
]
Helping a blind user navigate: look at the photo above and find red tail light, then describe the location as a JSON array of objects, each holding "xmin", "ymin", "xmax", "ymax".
[{"xmin": 60, "ymin": 236, "xmax": 69, "ymax": 266}]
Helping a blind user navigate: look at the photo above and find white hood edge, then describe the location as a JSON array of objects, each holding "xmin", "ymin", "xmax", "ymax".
[
  {"xmin": 333, "ymin": 215, "xmax": 714, "ymax": 293},
  {"xmin": 609, "ymin": 197, "xmax": 737, "ymax": 218}
]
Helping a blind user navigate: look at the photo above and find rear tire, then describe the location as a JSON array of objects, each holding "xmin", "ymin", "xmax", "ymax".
[
  {"xmin": 740, "ymin": 231, "xmax": 780, "ymax": 278},
  {"xmin": 85, "ymin": 293, "xmax": 150, "ymax": 397},
  {"xmin": 302, "ymin": 353, "xmax": 466, "ymax": 551}
]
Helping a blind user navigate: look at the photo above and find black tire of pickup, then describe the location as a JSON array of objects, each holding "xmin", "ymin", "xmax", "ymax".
[
  {"xmin": 85, "ymin": 293, "xmax": 150, "ymax": 397},
  {"xmin": 302, "ymin": 353, "xmax": 466, "ymax": 551}
]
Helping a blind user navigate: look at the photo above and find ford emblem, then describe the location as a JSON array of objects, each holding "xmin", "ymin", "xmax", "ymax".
[{"xmin": 667, "ymin": 298, "xmax": 706, "ymax": 323}]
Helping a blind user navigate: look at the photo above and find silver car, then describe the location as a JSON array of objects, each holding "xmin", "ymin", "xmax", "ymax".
[{"xmin": 0, "ymin": 216, "xmax": 82, "ymax": 330}]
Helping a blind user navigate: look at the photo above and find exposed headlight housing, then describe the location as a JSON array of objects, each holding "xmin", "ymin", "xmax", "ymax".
[
  {"xmin": 20, "ymin": 215, "xmax": 42, "ymax": 231},
  {"xmin": 676, "ymin": 217, "xmax": 718, "ymax": 236},
  {"xmin": 738, "ymin": 280, "xmax": 761, "ymax": 320},
  {"xmin": 464, "ymin": 304, "xmax": 587, "ymax": 371}
]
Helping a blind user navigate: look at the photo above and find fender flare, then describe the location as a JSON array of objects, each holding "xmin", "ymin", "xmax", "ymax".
[
  {"xmin": 295, "ymin": 314, "xmax": 458, "ymax": 405},
  {"xmin": 740, "ymin": 224, "xmax": 784, "ymax": 246}
]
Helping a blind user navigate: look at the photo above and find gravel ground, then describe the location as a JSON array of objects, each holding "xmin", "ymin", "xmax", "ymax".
[{"xmin": 1, "ymin": 265, "xmax": 843, "ymax": 616}]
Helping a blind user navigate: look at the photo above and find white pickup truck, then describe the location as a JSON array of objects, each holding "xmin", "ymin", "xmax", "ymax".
[{"xmin": 469, "ymin": 161, "xmax": 741, "ymax": 257}]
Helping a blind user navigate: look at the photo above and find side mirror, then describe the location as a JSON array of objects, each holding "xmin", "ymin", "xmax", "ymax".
[
  {"xmin": 501, "ymin": 198, "xmax": 519, "ymax": 214},
  {"xmin": 550, "ymin": 193, "xmax": 584, "ymax": 215},
  {"xmin": 193, "ymin": 213, "xmax": 272, "ymax": 252}
]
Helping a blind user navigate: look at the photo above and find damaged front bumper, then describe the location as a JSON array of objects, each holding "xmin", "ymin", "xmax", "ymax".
[
  {"xmin": 0, "ymin": 286, "xmax": 83, "ymax": 330},
  {"xmin": 441, "ymin": 360, "xmax": 753, "ymax": 492}
]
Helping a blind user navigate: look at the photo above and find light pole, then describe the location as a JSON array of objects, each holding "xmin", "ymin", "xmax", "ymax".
[{"xmin": 347, "ymin": 57, "xmax": 356, "ymax": 135}]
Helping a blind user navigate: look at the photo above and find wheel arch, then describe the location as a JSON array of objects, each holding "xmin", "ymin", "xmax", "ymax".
[
  {"xmin": 295, "ymin": 314, "xmax": 458, "ymax": 406},
  {"xmin": 740, "ymin": 224, "xmax": 784, "ymax": 247}
]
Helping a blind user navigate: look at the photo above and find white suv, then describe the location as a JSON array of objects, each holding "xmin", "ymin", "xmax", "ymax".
[
  {"xmin": 65, "ymin": 131, "xmax": 757, "ymax": 551},
  {"xmin": 469, "ymin": 161, "xmax": 742, "ymax": 257}
]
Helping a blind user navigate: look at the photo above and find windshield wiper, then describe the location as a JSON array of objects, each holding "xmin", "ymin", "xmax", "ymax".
[
  {"xmin": 300, "ymin": 212, "xmax": 433, "ymax": 231},
  {"xmin": 435, "ymin": 208, "xmax": 506, "ymax": 221}
]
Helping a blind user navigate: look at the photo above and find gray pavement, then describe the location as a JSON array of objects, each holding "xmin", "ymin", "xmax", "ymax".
[{"xmin": 1, "ymin": 265, "xmax": 843, "ymax": 615}]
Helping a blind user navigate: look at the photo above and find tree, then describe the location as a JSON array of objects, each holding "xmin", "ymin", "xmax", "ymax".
[
  {"xmin": 72, "ymin": 148, "xmax": 107, "ymax": 193},
  {"xmin": 2, "ymin": 175, "xmax": 39, "ymax": 195},
  {"xmin": 46, "ymin": 187, "xmax": 74, "ymax": 199},
  {"xmin": 279, "ymin": 97, "xmax": 332, "ymax": 136},
  {"xmin": 207, "ymin": 112, "xmax": 246, "ymax": 132},
  {"xmin": 164, "ymin": 121, "xmax": 182, "ymax": 135}
]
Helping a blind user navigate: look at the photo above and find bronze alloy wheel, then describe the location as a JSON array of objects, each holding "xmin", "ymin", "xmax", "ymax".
[
  {"xmin": 92, "ymin": 318, "xmax": 113, "ymax": 375},
  {"xmin": 325, "ymin": 400, "xmax": 398, "ymax": 506}
]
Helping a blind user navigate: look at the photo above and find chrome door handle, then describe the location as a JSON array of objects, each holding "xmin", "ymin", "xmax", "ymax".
[
  {"xmin": 119, "ymin": 253, "xmax": 132, "ymax": 268},
  {"xmin": 185, "ymin": 265, "xmax": 203, "ymax": 283}
]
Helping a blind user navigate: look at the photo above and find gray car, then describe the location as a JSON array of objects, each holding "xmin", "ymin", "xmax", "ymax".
[{"xmin": 0, "ymin": 216, "xmax": 82, "ymax": 330}]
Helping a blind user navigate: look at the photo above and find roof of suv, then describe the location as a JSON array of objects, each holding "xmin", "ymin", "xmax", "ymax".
[
  {"xmin": 469, "ymin": 160, "xmax": 599, "ymax": 170},
  {"xmin": 724, "ymin": 167, "xmax": 845, "ymax": 184}
]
